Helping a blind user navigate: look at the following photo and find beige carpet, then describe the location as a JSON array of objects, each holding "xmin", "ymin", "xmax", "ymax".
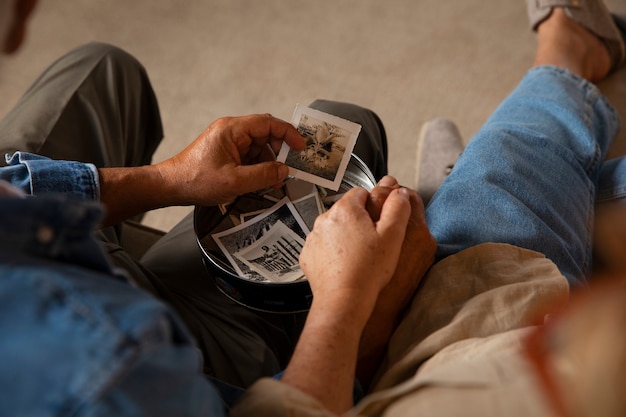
[{"xmin": 2, "ymin": 0, "xmax": 625, "ymax": 231}]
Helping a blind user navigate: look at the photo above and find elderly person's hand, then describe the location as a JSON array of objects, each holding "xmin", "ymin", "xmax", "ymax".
[
  {"xmin": 98, "ymin": 114, "xmax": 305, "ymax": 226},
  {"xmin": 155, "ymin": 114, "xmax": 305, "ymax": 206},
  {"xmin": 299, "ymin": 185, "xmax": 412, "ymax": 307},
  {"xmin": 283, "ymin": 181, "xmax": 414, "ymax": 414},
  {"xmin": 358, "ymin": 176, "xmax": 437, "ymax": 387}
]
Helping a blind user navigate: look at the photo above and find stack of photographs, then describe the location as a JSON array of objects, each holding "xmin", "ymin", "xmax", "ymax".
[{"xmin": 211, "ymin": 105, "xmax": 361, "ymax": 283}]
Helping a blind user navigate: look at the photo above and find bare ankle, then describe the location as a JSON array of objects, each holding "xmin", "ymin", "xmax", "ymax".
[{"xmin": 532, "ymin": 9, "xmax": 611, "ymax": 82}]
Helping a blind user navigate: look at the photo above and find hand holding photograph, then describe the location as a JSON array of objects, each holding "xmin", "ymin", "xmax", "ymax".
[{"xmin": 210, "ymin": 105, "xmax": 363, "ymax": 284}]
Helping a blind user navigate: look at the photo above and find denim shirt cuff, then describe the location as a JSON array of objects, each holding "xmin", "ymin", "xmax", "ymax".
[{"xmin": 3, "ymin": 152, "xmax": 100, "ymax": 200}]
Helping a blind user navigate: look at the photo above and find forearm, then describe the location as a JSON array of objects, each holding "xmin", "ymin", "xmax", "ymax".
[
  {"xmin": 356, "ymin": 298, "xmax": 402, "ymax": 388},
  {"xmin": 281, "ymin": 291, "xmax": 377, "ymax": 415},
  {"xmin": 98, "ymin": 165, "xmax": 178, "ymax": 227}
]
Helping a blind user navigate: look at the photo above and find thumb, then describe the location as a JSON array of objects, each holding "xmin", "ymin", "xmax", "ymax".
[{"xmin": 231, "ymin": 162, "xmax": 290, "ymax": 194}]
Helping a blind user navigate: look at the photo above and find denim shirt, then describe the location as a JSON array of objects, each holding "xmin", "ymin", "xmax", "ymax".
[
  {"xmin": 3, "ymin": 151, "xmax": 101, "ymax": 200},
  {"xmin": 0, "ymin": 153, "xmax": 225, "ymax": 416}
]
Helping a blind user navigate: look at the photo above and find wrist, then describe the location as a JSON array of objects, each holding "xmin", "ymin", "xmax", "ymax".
[
  {"xmin": 283, "ymin": 290, "xmax": 376, "ymax": 414},
  {"xmin": 154, "ymin": 159, "xmax": 188, "ymax": 206},
  {"xmin": 98, "ymin": 164, "xmax": 177, "ymax": 226},
  {"xmin": 309, "ymin": 289, "xmax": 379, "ymax": 331}
]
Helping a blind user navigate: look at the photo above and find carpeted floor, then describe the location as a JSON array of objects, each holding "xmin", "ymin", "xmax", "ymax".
[{"xmin": 2, "ymin": 0, "xmax": 625, "ymax": 231}]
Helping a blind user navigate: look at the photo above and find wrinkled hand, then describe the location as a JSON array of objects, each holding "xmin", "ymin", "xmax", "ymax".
[
  {"xmin": 299, "ymin": 185, "xmax": 412, "ymax": 312},
  {"xmin": 282, "ymin": 180, "xmax": 424, "ymax": 414},
  {"xmin": 156, "ymin": 114, "xmax": 305, "ymax": 207},
  {"xmin": 366, "ymin": 176, "xmax": 437, "ymax": 317},
  {"xmin": 357, "ymin": 176, "xmax": 437, "ymax": 388}
]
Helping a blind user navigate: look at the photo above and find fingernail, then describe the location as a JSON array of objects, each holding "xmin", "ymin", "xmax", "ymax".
[
  {"xmin": 377, "ymin": 175, "xmax": 398, "ymax": 188},
  {"xmin": 399, "ymin": 187, "xmax": 410, "ymax": 198}
]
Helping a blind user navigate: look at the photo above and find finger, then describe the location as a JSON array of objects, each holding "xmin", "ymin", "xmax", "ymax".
[
  {"xmin": 366, "ymin": 176, "xmax": 400, "ymax": 221},
  {"xmin": 335, "ymin": 186, "xmax": 369, "ymax": 210},
  {"xmin": 230, "ymin": 162, "xmax": 290, "ymax": 194},
  {"xmin": 376, "ymin": 176, "xmax": 399, "ymax": 188},
  {"xmin": 366, "ymin": 187, "xmax": 392, "ymax": 222},
  {"xmin": 240, "ymin": 114, "xmax": 306, "ymax": 153},
  {"xmin": 243, "ymin": 143, "xmax": 277, "ymax": 165},
  {"xmin": 376, "ymin": 188, "xmax": 411, "ymax": 244},
  {"xmin": 405, "ymin": 189, "xmax": 428, "ymax": 233}
]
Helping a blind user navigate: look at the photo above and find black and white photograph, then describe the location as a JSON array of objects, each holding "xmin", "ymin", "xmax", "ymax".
[
  {"xmin": 277, "ymin": 104, "xmax": 360, "ymax": 191},
  {"xmin": 292, "ymin": 192, "xmax": 325, "ymax": 231},
  {"xmin": 255, "ymin": 184, "xmax": 287, "ymax": 203},
  {"xmin": 239, "ymin": 209, "xmax": 268, "ymax": 225},
  {"xmin": 212, "ymin": 197, "xmax": 310, "ymax": 282},
  {"xmin": 285, "ymin": 178, "xmax": 318, "ymax": 201},
  {"xmin": 234, "ymin": 221, "xmax": 306, "ymax": 283}
]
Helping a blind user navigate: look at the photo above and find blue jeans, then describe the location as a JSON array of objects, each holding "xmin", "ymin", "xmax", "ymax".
[{"xmin": 427, "ymin": 66, "xmax": 621, "ymax": 286}]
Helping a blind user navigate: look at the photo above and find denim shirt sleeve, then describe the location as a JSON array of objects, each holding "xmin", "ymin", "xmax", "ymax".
[
  {"xmin": 0, "ymin": 195, "xmax": 225, "ymax": 416},
  {"xmin": 2, "ymin": 151, "xmax": 99, "ymax": 200}
]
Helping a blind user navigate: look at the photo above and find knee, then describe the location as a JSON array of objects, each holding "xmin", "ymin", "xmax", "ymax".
[
  {"xmin": 66, "ymin": 42, "xmax": 147, "ymax": 77},
  {"xmin": 309, "ymin": 99, "xmax": 375, "ymax": 120},
  {"xmin": 78, "ymin": 41, "xmax": 125, "ymax": 56}
]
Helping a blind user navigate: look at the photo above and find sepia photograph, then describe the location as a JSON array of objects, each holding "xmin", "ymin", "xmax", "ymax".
[{"xmin": 277, "ymin": 104, "xmax": 360, "ymax": 191}]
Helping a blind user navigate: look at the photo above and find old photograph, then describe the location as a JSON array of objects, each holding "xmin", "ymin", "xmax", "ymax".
[
  {"xmin": 212, "ymin": 198, "xmax": 309, "ymax": 281},
  {"xmin": 277, "ymin": 104, "xmax": 360, "ymax": 191},
  {"xmin": 292, "ymin": 192, "xmax": 324, "ymax": 231},
  {"xmin": 234, "ymin": 221, "xmax": 306, "ymax": 283}
]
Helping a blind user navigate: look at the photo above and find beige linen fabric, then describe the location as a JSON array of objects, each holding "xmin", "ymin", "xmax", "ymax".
[{"xmin": 232, "ymin": 243, "xmax": 570, "ymax": 417}]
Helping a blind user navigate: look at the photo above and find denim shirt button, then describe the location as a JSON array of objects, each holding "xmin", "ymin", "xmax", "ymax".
[{"xmin": 36, "ymin": 225, "xmax": 55, "ymax": 244}]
